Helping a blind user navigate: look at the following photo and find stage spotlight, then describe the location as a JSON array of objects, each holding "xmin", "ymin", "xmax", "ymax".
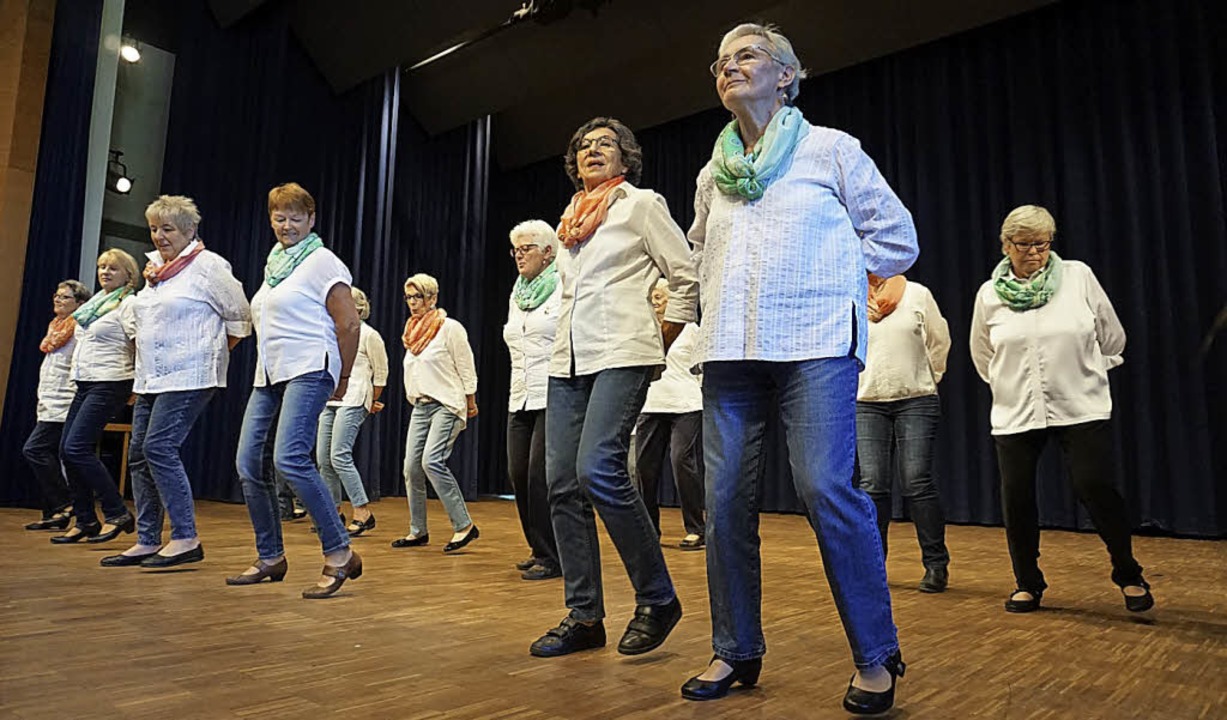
[
  {"xmin": 120, "ymin": 40, "xmax": 141, "ymax": 63},
  {"xmin": 107, "ymin": 150, "xmax": 133, "ymax": 194}
]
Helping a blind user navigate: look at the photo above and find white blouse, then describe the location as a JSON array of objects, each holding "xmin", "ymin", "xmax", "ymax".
[
  {"xmin": 970, "ymin": 260, "xmax": 1125, "ymax": 435},
  {"xmin": 250, "ymin": 247, "xmax": 352, "ymax": 388},
  {"xmin": 503, "ymin": 281, "xmax": 561, "ymax": 413},
  {"xmin": 123, "ymin": 244, "xmax": 252, "ymax": 394},
  {"xmin": 71, "ymin": 295, "xmax": 135, "ymax": 382},
  {"xmin": 641, "ymin": 324, "xmax": 702, "ymax": 415},
  {"xmin": 857, "ymin": 282, "xmax": 951, "ymax": 402},
  {"xmin": 36, "ymin": 337, "xmax": 77, "ymax": 422},
  {"xmin": 550, "ymin": 183, "xmax": 700, "ymax": 378},
  {"xmin": 327, "ymin": 322, "xmax": 389, "ymax": 411},
  {"xmin": 403, "ymin": 318, "xmax": 478, "ymax": 423}
]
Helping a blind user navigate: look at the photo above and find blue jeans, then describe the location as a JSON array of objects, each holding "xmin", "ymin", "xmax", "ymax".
[
  {"xmin": 703, "ymin": 358, "xmax": 898, "ymax": 668},
  {"xmin": 856, "ymin": 395, "xmax": 950, "ymax": 570},
  {"xmin": 317, "ymin": 405, "xmax": 371, "ymax": 507},
  {"xmin": 236, "ymin": 370, "xmax": 349, "ymax": 559},
  {"xmin": 546, "ymin": 367, "xmax": 675, "ymax": 623},
  {"xmin": 404, "ymin": 401, "xmax": 470, "ymax": 536},
  {"xmin": 129, "ymin": 389, "xmax": 215, "ymax": 546},
  {"xmin": 23, "ymin": 421, "xmax": 69, "ymax": 516},
  {"xmin": 61, "ymin": 379, "xmax": 133, "ymax": 526}
]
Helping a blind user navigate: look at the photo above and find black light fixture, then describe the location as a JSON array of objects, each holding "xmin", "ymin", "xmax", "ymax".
[{"xmin": 107, "ymin": 150, "xmax": 133, "ymax": 194}]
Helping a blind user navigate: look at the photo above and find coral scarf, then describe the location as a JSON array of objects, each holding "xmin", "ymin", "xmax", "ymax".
[
  {"xmin": 403, "ymin": 309, "xmax": 447, "ymax": 356},
  {"xmin": 868, "ymin": 276, "xmax": 907, "ymax": 323},
  {"xmin": 557, "ymin": 176, "xmax": 626, "ymax": 249},
  {"xmin": 40, "ymin": 316, "xmax": 77, "ymax": 354},
  {"xmin": 144, "ymin": 240, "xmax": 206, "ymax": 286}
]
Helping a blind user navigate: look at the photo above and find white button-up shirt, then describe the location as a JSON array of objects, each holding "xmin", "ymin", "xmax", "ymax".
[
  {"xmin": 550, "ymin": 183, "xmax": 699, "ymax": 377},
  {"xmin": 71, "ymin": 295, "xmax": 135, "ymax": 381},
  {"xmin": 250, "ymin": 247, "xmax": 352, "ymax": 388},
  {"xmin": 327, "ymin": 321, "xmax": 388, "ymax": 411},
  {"xmin": 641, "ymin": 323, "xmax": 702, "ymax": 414},
  {"xmin": 857, "ymin": 282, "xmax": 951, "ymax": 402},
  {"xmin": 403, "ymin": 318, "xmax": 478, "ymax": 423},
  {"xmin": 503, "ymin": 282, "xmax": 561, "ymax": 412},
  {"xmin": 689, "ymin": 124, "xmax": 918, "ymax": 366},
  {"xmin": 970, "ymin": 260, "xmax": 1125, "ymax": 435},
  {"xmin": 123, "ymin": 244, "xmax": 252, "ymax": 394},
  {"xmin": 36, "ymin": 337, "xmax": 77, "ymax": 422}
]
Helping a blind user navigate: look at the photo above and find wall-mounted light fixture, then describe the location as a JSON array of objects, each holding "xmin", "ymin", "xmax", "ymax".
[
  {"xmin": 120, "ymin": 38, "xmax": 141, "ymax": 63},
  {"xmin": 107, "ymin": 150, "xmax": 133, "ymax": 194}
]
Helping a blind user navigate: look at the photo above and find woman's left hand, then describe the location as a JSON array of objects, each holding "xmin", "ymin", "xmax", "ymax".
[
  {"xmin": 371, "ymin": 401, "xmax": 385, "ymax": 414},
  {"xmin": 331, "ymin": 377, "xmax": 349, "ymax": 402},
  {"xmin": 661, "ymin": 320, "xmax": 684, "ymax": 353},
  {"xmin": 467, "ymin": 398, "xmax": 479, "ymax": 418}
]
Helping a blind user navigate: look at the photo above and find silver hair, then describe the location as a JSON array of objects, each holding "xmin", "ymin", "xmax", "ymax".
[
  {"xmin": 509, "ymin": 219, "xmax": 559, "ymax": 257},
  {"xmin": 1000, "ymin": 205, "xmax": 1057, "ymax": 242},
  {"xmin": 718, "ymin": 22, "xmax": 809, "ymax": 104},
  {"xmin": 145, "ymin": 195, "xmax": 201, "ymax": 233}
]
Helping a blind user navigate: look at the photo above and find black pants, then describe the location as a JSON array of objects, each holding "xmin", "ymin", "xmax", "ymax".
[
  {"xmin": 633, "ymin": 410, "xmax": 705, "ymax": 537},
  {"xmin": 994, "ymin": 420, "xmax": 1143, "ymax": 593},
  {"xmin": 23, "ymin": 421, "xmax": 69, "ymax": 517},
  {"xmin": 507, "ymin": 409, "xmax": 559, "ymax": 568}
]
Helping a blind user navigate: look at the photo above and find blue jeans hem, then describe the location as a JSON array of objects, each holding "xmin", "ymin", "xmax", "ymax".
[{"xmin": 713, "ymin": 645, "xmax": 766, "ymax": 662}]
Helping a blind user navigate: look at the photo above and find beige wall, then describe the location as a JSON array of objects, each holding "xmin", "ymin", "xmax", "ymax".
[{"xmin": 0, "ymin": 0, "xmax": 56, "ymax": 425}]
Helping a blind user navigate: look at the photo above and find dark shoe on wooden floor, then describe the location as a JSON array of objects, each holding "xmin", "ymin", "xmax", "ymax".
[
  {"xmin": 617, "ymin": 595, "xmax": 682, "ymax": 655},
  {"xmin": 141, "ymin": 544, "xmax": 204, "ymax": 568},
  {"xmin": 918, "ymin": 567, "xmax": 948, "ymax": 593},
  {"xmin": 101, "ymin": 551, "xmax": 157, "ymax": 567},
  {"xmin": 521, "ymin": 563, "xmax": 562, "ymax": 581},
  {"xmin": 87, "ymin": 513, "xmax": 135, "ymax": 543},
  {"xmin": 516, "ymin": 556, "xmax": 537, "ymax": 571},
  {"xmin": 302, "ymin": 551, "xmax": 362, "ymax": 599},
  {"xmin": 530, "ymin": 617, "xmax": 606, "ymax": 657},
  {"xmin": 443, "ymin": 525, "xmax": 480, "ymax": 553},
  {"xmin": 1004, "ymin": 589, "xmax": 1043, "ymax": 613},
  {"xmin": 843, "ymin": 651, "xmax": 905, "ymax": 715},
  {"xmin": 226, "ymin": 557, "xmax": 289, "ymax": 585},
  {"xmin": 347, "ymin": 513, "xmax": 376, "ymax": 537},
  {"xmin": 26, "ymin": 514, "xmax": 71, "ymax": 531},
  {"xmin": 681, "ymin": 656, "xmax": 762, "ymax": 701},
  {"xmin": 679, "ymin": 534, "xmax": 706, "ymax": 551},
  {"xmin": 1122, "ymin": 580, "xmax": 1154, "ymax": 612},
  {"xmin": 391, "ymin": 534, "xmax": 429, "ymax": 548},
  {"xmin": 51, "ymin": 522, "xmax": 101, "ymax": 544}
]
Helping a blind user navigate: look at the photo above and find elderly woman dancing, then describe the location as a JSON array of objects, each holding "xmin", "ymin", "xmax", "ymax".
[
  {"xmin": 529, "ymin": 117, "xmax": 699, "ymax": 660},
  {"xmin": 681, "ymin": 23, "xmax": 917, "ymax": 715},
  {"xmin": 101, "ymin": 195, "xmax": 252, "ymax": 568},
  {"xmin": 971, "ymin": 204, "xmax": 1152, "ymax": 614}
]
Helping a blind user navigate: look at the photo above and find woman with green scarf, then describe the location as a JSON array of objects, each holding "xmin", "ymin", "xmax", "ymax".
[
  {"xmin": 502, "ymin": 219, "xmax": 562, "ymax": 580},
  {"xmin": 971, "ymin": 204, "xmax": 1152, "ymax": 615}
]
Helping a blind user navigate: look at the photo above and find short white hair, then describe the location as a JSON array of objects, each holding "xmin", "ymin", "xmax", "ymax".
[
  {"xmin": 509, "ymin": 219, "xmax": 559, "ymax": 256},
  {"xmin": 653, "ymin": 278, "xmax": 668, "ymax": 292},
  {"xmin": 718, "ymin": 22, "xmax": 809, "ymax": 104},
  {"xmin": 1000, "ymin": 205, "xmax": 1057, "ymax": 242}
]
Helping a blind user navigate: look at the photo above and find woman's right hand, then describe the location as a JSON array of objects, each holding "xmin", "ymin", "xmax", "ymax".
[{"xmin": 371, "ymin": 401, "xmax": 385, "ymax": 414}]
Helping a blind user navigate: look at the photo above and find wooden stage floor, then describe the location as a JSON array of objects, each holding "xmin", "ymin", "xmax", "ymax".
[{"xmin": 1, "ymin": 499, "xmax": 1223, "ymax": 719}]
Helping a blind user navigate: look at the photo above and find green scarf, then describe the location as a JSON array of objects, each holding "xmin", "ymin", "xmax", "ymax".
[
  {"xmin": 709, "ymin": 105, "xmax": 809, "ymax": 201},
  {"xmin": 72, "ymin": 286, "xmax": 131, "ymax": 329},
  {"xmin": 992, "ymin": 251, "xmax": 1063, "ymax": 311},
  {"xmin": 512, "ymin": 260, "xmax": 559, "ymax": 311},
  {"xmin": 265, "ymin": 232, "xmax": 324, "ymax": 287}
]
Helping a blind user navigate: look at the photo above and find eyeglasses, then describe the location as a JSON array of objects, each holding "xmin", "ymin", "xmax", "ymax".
[
  {"xmin": 510, "ymin": 244, "xmax": 540, "ymax": 258},
  {"xmin": 575, "ymin": 137, "xmax": 620, "ymax": 153},
  {"xmin": 710, "ymin": 44, "xmax": 782, "ymax": 77},
  {"xmin": 52, "ymin": 293, "xmax": 75, "ymax": 301},
  {"xmin": 404, "ymin": 293, "xmax": 424, "ymax": 301},
  {"xmin": 1007, "ymin": 238, "xmax": 1053, "ymax": 253}
]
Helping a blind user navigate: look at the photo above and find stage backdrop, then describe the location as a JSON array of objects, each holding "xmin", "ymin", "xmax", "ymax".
[{"xmin": 3, "ymin": 0, "xmax": 1224, "ymax": 538}]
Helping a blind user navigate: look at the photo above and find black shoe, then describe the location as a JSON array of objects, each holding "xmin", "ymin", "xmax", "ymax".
[
  {"xmin": 617, "ymin": 595, "xmax": 682, "ymax": 655},
  {"xmin": 26, "ymin": 515, "xmax": 71, "ymax": 531},
  {"xmin": 1122, "ymin": 580, "xmax": 1154, "ymax": 612},
  {"xmin": 443, "ymin": 526, "xmax": 480, "ymax": 553},
  {"xmin": 516, "ymin": 556, "xmax": 538, "ymax": 571},
  {"xmin": 918, "ymin": 567, "xmax": 948, "ymax": 593},
  {"xmin": 51, "ymin": 523, "xmax": 101, "ymax": 544},
  {"xmin": 347, "ymin": 513, "xmax": 376, "ymax": 537},
  {"xmin": 530, "ymin": 617, "xmax": 607, "ymax": 657},
  {"xmin": 1004, "ymin": 589, "xmax": 1043, "ymax": 613},
  {"xmin": 141, "ymin": 544, "xmax": 204, "ymax": 568},
  {"xmin": 681, "ymin": 656, "xmax": 763, "ymax": 701},
  {"xmin": 290, "ymin": 506, "xmax": 307, "ymax": 521},
  {"xmin": 391, "ymin": 534, "xmax": 429, "ymax": 548},
  {"xmin": 679, "ymin": 534, "xmax": 706, "ymax": 551},
  {"xmin": 101, "ymin": 551, "xmax": 158, "ymax": 567},
  {"xmin": 843, "ymin": 651, "xmax": 905, "ymax": 715},
  {"xmin": 87, "ymin": 513, "xmax": 135, "ymax": 543},
  {"xmin": 521, "ymin": 563, "xmax": 562, "ymax": 581}
]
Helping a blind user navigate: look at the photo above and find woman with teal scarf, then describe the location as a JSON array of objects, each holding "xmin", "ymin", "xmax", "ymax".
[
  {"xmin": 971, "ymin": 205, "xmax": 1152, "ymax": 616},
  {"xmin": 502, "ymin": 220, "xmax": 562, "ymax": 580}
]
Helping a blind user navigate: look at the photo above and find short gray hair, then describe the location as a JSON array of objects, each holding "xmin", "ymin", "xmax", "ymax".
[
  {"xmin": 59, "ymin": 279, "xmax": 92, "ymax": 304},
  {"xmin": 509, "ymin": 219, "xmax": 559, "ymax": 256},
  {"xmin": 1000, "ymin": 205, "xmax": 1057, "ymax": 242},
  {"xmin": 404, "ymin": 273, "xmax": 439, "ymax": 298},
  {"xmin": 145, "ymin": 195, "xmax": 201, "ymax": 233},
  {"xmin": 351, "ymin": 286, "xmax": 370, "ymax": 321},
  {"xmin": 718, "ymin": 23, "xmax": 809, "ymax": 104}
]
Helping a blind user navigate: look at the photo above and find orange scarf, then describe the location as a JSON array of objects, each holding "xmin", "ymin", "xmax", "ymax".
[
  {"xmin": 868, "ymin": 275, "xmax": 907, "ymax": 323},
  {"xmin": 40, "ymin": 315, "xmax": 77, "ymax": 354},
  {"xmin": 402, "ymin": 309, "xmax": 447, "ymax": 356},
  {"xmin": 557, "ymin": 176, "xmax": 626, "ymax": 249},
  {"xmin": 144, "ymin": 241, "xmax": 206, "ymax": 286}
]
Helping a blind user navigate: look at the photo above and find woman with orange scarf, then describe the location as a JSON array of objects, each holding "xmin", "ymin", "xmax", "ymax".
[{"xmin": 392, "ymin": 273, "xmax": 479, "ymax": 553}]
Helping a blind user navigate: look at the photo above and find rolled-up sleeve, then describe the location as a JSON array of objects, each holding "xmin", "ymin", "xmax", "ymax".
[
  {"xmin": 834, "ymin": 135, "xmax": 918, "ymax": 278},
  {"xmin": 205, "ymin": 255, "xmax": 253, "ymax": 338}
]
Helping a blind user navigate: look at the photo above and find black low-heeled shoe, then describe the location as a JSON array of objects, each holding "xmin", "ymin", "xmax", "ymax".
[
  {"xmin": 681, "ymin": 656, "xmax": 762, "ymax": 701},
  {"xmin": 391, "ymin": 534, "xmax": 429, "ymax": 548},
  {"xmin": 347, "ymin": 513, "xmax": 376, "ymax": 537},
  {"xmin": 101, "ymin": 551, "xmax": 158, "ymax": 567},
  {"xmin": 141, "ymin": 544, "xmax": 204, "ymax": 568},
  {"xmin": 26, "ymin": 514, "xmax": 71, "ymax": 531},
  {"xmin": 51, "ymin": 523, "xmax": 101, "ymax": 544},
  {"xmin": 842, "ymin": 651, "xmax": 906, "ymax": 715},
  {"xmin": 87, "ymin": 513, "xmax": 135, "ymax": 543},
  {"xmin": 443, "ymin": 526, "xmax": 480, "ymax": 553},
  {"xmin": 1004, "ymin": 589, "xmax": 1043, "ymax": 613},
  {"xmin": 1122, "ymin": 580, "xmax": 1154, "ymax": 612},
  {"xmin": 617, "ymin": 595, "xmax": 682, "ymax": 655}
]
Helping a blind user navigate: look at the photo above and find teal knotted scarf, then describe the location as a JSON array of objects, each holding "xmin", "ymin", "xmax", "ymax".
[
  {"xmin": 992, "ymin": 251, "xmax": 1064, "ymax": 311},
  {"xmin": 72, "ymin": 287, "xmax": 131, "ymax": 329},
  {"xmin": 265, "ymin": 232, "xmax": 324, "ymax": 287},
  {"xmin": 512, "ymin": 260, "xmax": 559, "ymax": 311},
  {"xmin": 708, "ymin": 105, "xmax": 809, "ymax": 201}
]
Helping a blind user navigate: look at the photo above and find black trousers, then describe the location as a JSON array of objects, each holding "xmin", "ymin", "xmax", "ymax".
[
  {"xmin": 23, "ymin": 421, "xmax": 70, "ymax": 517},
  {"xmin": 633, "ymin": 410, "xmax": 705, "ymax": 537},
  {"xmin": 507, "ymin": 409, "xmax": 559, "ymax": 568},
  {"xmin": 994, "ymin": 420, "xmax": 1143, "ymax": 593}
]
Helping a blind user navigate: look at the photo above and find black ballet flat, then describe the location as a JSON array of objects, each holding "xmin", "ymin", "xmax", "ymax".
[
  {"xmin": 391, "ymin": 534, "xmax": 429, "ymax": 548},
  {"xmin": 681, "ymin": 656, "xmax": 762, "ymax": 701},
  {"xmin": 87, "ymin": 513, "xmax": 135, "ymax": 543},
  {"xmin": 51, "ymin": 523, "xmax": 101, "ymax": 544},
  {"xmin": 1122, "ymin": 580, "xmax": 1154, "ymax": 612},
  {"xmin": 101, "ymin": 552, "xmax": 158, "ymax": 567},
  {"xmin": 347, "ymin": 513, "xmax": 376, "ymax": 537},
  {"xmin": 1004, "ymin": 589, "xmax": 1043, "ymax": 613},
  {"xmin": 141, "ymin": 544, "xmax": 204, "ymax": 568},
  {"xmin": 842, "ymin": 651, "xmax": 906, "ymax": 715},
  {"xmin": 26, "ymin": 514, "xmax": 71, "ymax": 531},
  {"xmin": 443, "ymin": 526, "xmax": 480, "ymax": 553}
]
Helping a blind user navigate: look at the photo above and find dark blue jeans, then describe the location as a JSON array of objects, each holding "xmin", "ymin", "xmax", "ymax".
[
  {"xmin": 856, "ymin": 394, "xmax": 950, "ymax": 570},
  {"xmin": 703, "ymin": 358, "xmax": 898, "ymax": 668},
  {"xmin": 129, "ymin": 389, "xmax": 215, "ymax": 546},
  {"xmin": 546, "ymin": 367, "xmax": 675, "ymax": 623},
  {"xmin": 61, "ymin": 379, "xmax": 133, "ymax": 527},
  {"xmin": 23, "ymin": 421, "xmax": 69, "ymax": 517}
]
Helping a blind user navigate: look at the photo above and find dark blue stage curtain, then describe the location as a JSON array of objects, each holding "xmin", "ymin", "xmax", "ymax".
[
  {"xmin": 485, "ymin": 0, "xmax": 1227, "ymax": 537},
  {"xmin": 0, "ymin": 0, "xmax": 103, "ymax": 509}
]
